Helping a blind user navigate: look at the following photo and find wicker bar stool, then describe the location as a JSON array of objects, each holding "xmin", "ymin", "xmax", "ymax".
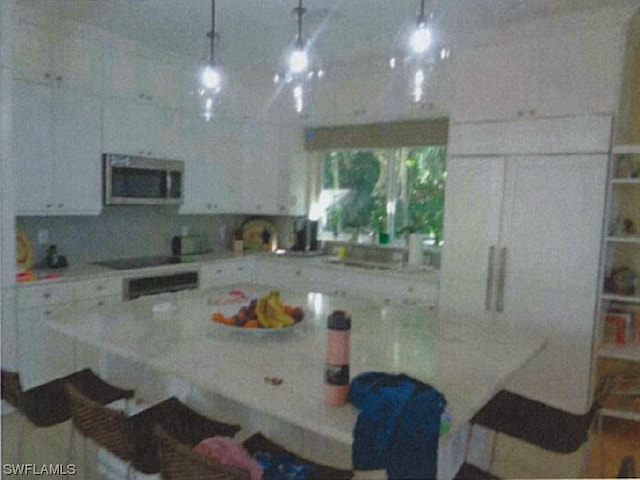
[
  {"xmin": 155, "ymin": 426, "xmax": 250, "ymax": 480},
  {"xmin": 1, "ymin": 368, "xmax": 134, "ymax": 463},
  {"xmin": 65, "ymin": 384, "xmax": 242, "ymax": 477}
]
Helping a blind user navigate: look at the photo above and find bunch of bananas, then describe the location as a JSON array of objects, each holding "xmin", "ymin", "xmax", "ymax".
[{"xmin": 255, "ymin": 290, "xmax": 295, "ymax": 328}]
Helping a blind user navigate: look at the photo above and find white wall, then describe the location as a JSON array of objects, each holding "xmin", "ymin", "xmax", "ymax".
[{"xmin": 1, "ymin": 0, "xmax": 18, "ymax": 369}]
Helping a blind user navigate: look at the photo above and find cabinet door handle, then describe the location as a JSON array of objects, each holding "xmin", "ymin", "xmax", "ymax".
[
  {"xmin": 485, "ymin": 246, "xmax": 496, "ymax": 310},
  {"xmin": 496, "ymin": 247, "xmax": 507, "ymax": 313}
]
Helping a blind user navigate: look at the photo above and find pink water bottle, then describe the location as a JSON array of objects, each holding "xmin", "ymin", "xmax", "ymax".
[{"xmin": 324, "ymin": 310, "xmax": 351, "ymax": 406}]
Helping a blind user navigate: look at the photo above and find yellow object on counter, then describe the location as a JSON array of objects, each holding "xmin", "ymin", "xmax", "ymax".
[{"xmin": 16, "ymin": 229, "xmax": 35, "ymax": 271}]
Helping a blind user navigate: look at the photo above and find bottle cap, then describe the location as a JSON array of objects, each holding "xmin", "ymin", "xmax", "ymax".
[{"xmin": 327, "ymin": 310, "xmax": 351, "ymax": 330}]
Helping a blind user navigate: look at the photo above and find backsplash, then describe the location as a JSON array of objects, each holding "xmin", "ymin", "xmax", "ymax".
[{"xmin": 16, "ymin": 207, "xmax": 246, "ymax": 268}]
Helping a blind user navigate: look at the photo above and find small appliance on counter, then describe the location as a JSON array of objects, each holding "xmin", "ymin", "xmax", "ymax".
[
  {"xmin": 171, "ymin": 234, "xmax": 209, "ymax": 256},
  {"xmin": 292, "ymin": 218, "xmax": 319, "ymax": 252},
  {"xmin": 46, "ymin": 244, "xmax": 68, "ymax": 269}
]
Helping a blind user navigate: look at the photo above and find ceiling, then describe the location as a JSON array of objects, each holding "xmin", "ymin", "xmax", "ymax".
[{"xmin": 15, "ymin": 0, "xmax": 639, "ymax": 71}]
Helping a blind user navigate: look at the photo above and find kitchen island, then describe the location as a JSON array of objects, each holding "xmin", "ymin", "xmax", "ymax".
[{"xmin": 41, "ymin": 283, "xmax": 547, "ymax": 479}]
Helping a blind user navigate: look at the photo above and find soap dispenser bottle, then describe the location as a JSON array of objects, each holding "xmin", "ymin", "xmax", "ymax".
[{"xmin": 46, "ymin": 245, "xmax": 59, "ymax": 269}]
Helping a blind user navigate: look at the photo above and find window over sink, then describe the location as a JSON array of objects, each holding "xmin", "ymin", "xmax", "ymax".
[
  {"xmin": 314, "ymin": 146, "xmax": 446, "ymax": 246},
  {"xmin": 305, "ymin": 119, "xmax": 448, "ymax": 247}
]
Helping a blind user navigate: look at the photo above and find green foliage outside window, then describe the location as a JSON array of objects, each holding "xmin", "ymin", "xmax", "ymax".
[{"xmin": 320, "ymin": 146, "xmax": 446, "ymax": 243}]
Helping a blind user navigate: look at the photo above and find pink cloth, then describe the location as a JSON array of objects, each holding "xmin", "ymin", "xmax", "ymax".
[{"xmin": 193, "ymin": 436, "xmax": 263, "ymax": 480}]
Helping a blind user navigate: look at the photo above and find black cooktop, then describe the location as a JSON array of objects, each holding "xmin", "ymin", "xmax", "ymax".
[{"xmin": 92, "ymin": 255, "xmax": 182, "ymax": 270}]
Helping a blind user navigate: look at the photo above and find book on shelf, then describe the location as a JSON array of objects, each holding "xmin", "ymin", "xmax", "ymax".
[{"xmin": 605, "ymin": 311, "xmax": 638, "ymax": 346}]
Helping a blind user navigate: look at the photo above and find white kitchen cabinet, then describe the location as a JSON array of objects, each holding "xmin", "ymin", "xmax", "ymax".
[
  {"xmin": 17, "ymin": 305, "xmax": 75, "ymax": 389},
  {"xmin": 272, "ymin": 78, "xmax": 337, "ymax": 126},
  {"xmin": 179, "ymin": 116, "xmax": 238, "ymax": 214},
  {"xmin": 448, "ymin": 115, "xmax": 613, "ymax": 157},
  {"xmin": 239, "ymin": 122, "xmax": 282, "ymax": 214},
  {"xmin": 16, "ymin": 277, "xmax": 122, "ymax": 388},
  {"xmin": 13, "ymin": 79, "xmax": 102, "ymax": 215},
  {"xmin": 199, "ymin": 258, "xmax": 256, "ymax": 289},
  {"xmin": 103, "ymin": 46, "xmax": 195, "ymax": 110},
  {"xmin": 439, "ymin": 153, "xmax": 608, "ymax": 413},
  {"xmin": 332, "ymin": 72, "xmax": 392, "ymax": 125},
  {"xmin": 102, "ymin": 96, "xmax": 184, "ymax": 160},
  {"xmin": 254, "ymin": 260, "xmax": 310, "ymax": 290},
  {"xmin": 451, "ymin": 29, "xmax": 620, "ymax": 123},
  {"xmin": 17, "ymin": 277, "xmax": 122, "ymax": 310},
  {"xmin": 237, "ymin": 123, "xmax": 309, "ymax": 216},
  {"xmin": 277, "ymin": 127, "xmax": 308, "ymax": 216},
  {"xmin": 12, "ymin": 22, "xmax": 103, "ymax": 94}
]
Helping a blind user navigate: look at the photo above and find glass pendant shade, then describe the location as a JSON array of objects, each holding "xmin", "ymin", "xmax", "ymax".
[
  {"xmin": 274, "ymin": 0, "xmax": 323, "ymax": 114},
  {"xmin": 390, "ymin": 0, "xmax": 450, "ymax": 104},
  {"xmin": 197, "ymin": 0, "xmax": 223, "ymax": 121},
  {"xmin": 200, "ymin": 64, "xmax": 223, "ymax": 91},
  {"xmin": 410, "ymin": 24, "xmax": 432, "ymax": 54},
  {"xmin": 288, "ymin": 47, "xmax": 309, "ymax": 74}
]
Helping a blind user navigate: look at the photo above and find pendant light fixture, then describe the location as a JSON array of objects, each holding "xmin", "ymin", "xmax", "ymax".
[
  {"xmin": 274, "ymin": 0, "xmax": 324, "ymax": 114},
  {"xmin": 197, "ymin": 0, "xmax": 224, "ymax": 121},
  {"xmin": 390, "ymin": 0, "xmax": 450, "ymax": 103}
]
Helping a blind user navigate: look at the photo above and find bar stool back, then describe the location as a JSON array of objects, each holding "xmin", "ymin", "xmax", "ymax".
[
  {"xmin": 65, "ymin": 384, "xmax": 242, "ymax": 476},
  {"xmin": 155, "ymin": 426, "xmax": 250, "ymax": 480}
]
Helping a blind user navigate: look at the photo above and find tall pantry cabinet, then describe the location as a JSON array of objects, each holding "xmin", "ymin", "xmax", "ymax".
[{"xmin": 440, "ymin": 17, "xmax": 624, "ymax": 414}]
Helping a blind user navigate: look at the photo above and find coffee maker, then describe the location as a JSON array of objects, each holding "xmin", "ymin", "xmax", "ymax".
[{"xmin": 292, "ymin": 218, "xmax": 319, "ymax": 252}]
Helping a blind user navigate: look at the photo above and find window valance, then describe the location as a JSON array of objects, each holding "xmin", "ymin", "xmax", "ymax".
[{"xmin": 304, "ymin": 118, "xmax": 449, "ymax": 151}]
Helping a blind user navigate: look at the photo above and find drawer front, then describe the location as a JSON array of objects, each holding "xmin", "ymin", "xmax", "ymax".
[
  {"xmin": 71, "ymin": 278, "xmax": 122, "ymax": 300},
  {"xmin": 17, "ymin": 284, "xmax": 73, "ymax": 309},
  {"xmin": 18, "ymin": 277, "xmax": 122, "ymax": 308}
]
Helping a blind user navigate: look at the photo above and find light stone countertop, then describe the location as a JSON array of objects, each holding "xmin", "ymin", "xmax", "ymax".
[
  {"xmin": 43, "ymin": 284, "xmax": 546, "ymax": 477},
  {"xmin": 18, "ymin": 251, "xmax": 439, "ymax": 286}
]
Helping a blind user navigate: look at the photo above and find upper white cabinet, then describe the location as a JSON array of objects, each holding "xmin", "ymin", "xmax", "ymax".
[
  {"xmin": 451, "ymin": 28, "xmax": 620, "ymax": 123},
  {"xmin": 102, "ymin": 96, "xmax": 184, "ymax": 160},
  {"xmin": 179, "ymin": 116, "xmax": 242, "ymax": 214},
  {"xmin": 277, "ymin": 127, "xmax": 308, "ymax": 216},
  {"xmin": 240, "ymin": 122, "xmax": 281, "ymax": 214},
  {"xmin": 12, "ymin": 22, "xmax": 103, "ymax": 94},
  {"xmin": 448, "ymin": 115, "xmax": 613, "ymax": 156},
  {"xmin": 13, "ymin": 80, "xmax": 102, "ymax": 215},
  {"xmin": 281, "ymin": 78, "xmax": 337, "ymax": 126},
  {"xmin": 237, "ymin": 122, "xmax": 309, "ymax": 215},
  {"xmin": 332, "ymin": 72, "xmax": 392, "ymax": 125},
  {"xmin": 103, "ymin": 47, "xmax": 197, "ymax": 109}
]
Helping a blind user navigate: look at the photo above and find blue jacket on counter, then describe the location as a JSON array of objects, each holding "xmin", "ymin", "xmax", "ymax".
[{"xmin": 350, "ymin": 372, "xmax": 446, "ymax": 480}]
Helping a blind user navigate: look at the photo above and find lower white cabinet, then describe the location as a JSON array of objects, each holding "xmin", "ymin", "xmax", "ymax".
[
  {"xmin": 440, "ymin": 153, "xmax": 608, "ymax": 413},
  {"xmin": 16, "ymin": 298, "xmax": 119, "ymax": 389},
  {"xmin": 199, "ymin": 258, "xmax": 256, "ymax": 289},
  {"xmin": 16, "ymin": 278, "xmax": 122, "ymax": 388}
]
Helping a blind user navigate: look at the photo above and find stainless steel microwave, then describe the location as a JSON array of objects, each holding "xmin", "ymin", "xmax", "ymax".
[{"xmin": 103, "ymin": 154, "xmax": 184, "ymax": 206}]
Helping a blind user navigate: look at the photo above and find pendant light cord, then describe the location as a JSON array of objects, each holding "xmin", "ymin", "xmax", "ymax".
[
  {"xmin": 418, "ymin": 0, "xmax": 426, "ymax": 24},
  {"xmin": 293, "ymin": 0, "xmax": 306, "ymax": 48},
  {"xmin": 209, "ymin": 0, "xmax": 216, "ymax": 65}
]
